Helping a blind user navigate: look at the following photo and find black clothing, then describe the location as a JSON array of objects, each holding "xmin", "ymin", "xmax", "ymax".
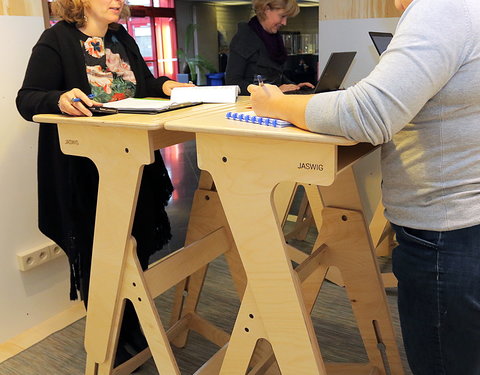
[
  {"xmin": 248, "ymin": 16, "xmax": 287, "ymax": 65},
  {"xmin": 16, "ymin": 20, "xmax": 173, "ymax": 300},
  {"xmin": 225, "ymin": 19, "xmax": 294, "ymax": 95}
]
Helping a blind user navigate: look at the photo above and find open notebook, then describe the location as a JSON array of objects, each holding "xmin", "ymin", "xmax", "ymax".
[
  {"xmin": 99, "ymin": 85, "xmax": 241, "ymax": 114},
  {"xmin": 101, "ymin": 99, "xmax": 202, "ymax": 114}
]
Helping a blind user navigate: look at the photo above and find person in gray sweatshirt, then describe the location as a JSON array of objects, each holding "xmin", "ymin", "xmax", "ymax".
[{"xmin": 249, "ymin": 0, "xmax": 480, "ymax": 374}]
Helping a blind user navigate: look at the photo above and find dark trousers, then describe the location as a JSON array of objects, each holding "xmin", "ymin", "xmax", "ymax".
[{"xmin": 392, "ymin": 223, "xmax": 480, "ymax": 375}]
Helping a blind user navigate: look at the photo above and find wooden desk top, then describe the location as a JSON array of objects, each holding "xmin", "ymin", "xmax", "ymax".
[
  {"xmin": 33, "ymin": 103, "xmax": 234, "ymax": 130},
  {"xmin": 165, "ymin": 97, "xmax": 357, "ymax": 146}
]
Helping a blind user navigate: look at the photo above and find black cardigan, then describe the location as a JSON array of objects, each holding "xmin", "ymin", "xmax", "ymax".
[
  {"xmin": 225, "ymin": 21, "xmax": 294, "ymax": 95},
  {"xmin": 17, "ymin": 21, "xmax": 173, "ymax": 299}
]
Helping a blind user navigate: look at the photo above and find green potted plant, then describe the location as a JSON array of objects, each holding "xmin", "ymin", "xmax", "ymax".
[{"xmin": 177, "ymin": 24, "xmax": 216, "ymax": 84}]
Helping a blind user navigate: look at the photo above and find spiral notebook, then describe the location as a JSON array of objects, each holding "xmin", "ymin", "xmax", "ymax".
[{"xmin": 225, "ymin": 111, "xmax": 292, "ymax": 128}]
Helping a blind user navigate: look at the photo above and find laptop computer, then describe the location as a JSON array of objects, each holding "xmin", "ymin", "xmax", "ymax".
[
  {"xmin": 369, "ymin": 31, "xmax": 393, "ymax": 55},
  {"xmin": 285, "ymin": 51, "xmax": 357, "ymax": 95}
]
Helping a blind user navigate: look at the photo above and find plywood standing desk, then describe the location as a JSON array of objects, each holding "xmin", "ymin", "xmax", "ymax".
[
  {"xmin": 33, "ymin": 103, "xmax": 247, "ymax": 375},
  {"xmin": 165, "ymin": 98, "xmax": 405, "ymax": 375}
]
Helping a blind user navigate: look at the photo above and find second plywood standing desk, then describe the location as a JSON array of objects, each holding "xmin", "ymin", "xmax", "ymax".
[
  {"xmin": 165, "ymin": 98, "xmax": 404, "ymax": 375},
  {"xmin": 34, "ymin": 103, "xmax": 247, "ymax": 375}
]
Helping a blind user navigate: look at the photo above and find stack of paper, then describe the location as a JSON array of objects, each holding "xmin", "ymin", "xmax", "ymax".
[
  {"xmin": 171, "ymin": 85, "xmax": 240, "ymax": 104},
  {"xmin": 103, "ymin": 98, "xmax": 173, "ymax": 111}
]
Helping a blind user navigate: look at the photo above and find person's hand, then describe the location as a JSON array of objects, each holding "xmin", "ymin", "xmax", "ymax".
[
  {"xmin": 162, "ymin": 80, "xmax": 195, "ymax": 96},
  {"xmin": 298, "ymin": 82, "xmax": 315, "ymax": 89},
  {"xmin": 248, "ymin": 83, "xmax": 311, "ymax": 130},
  {"xmin": 278, "ymin": 83, "xmax": 300, "ymax": 92},
  {"xmin": 247, "ymin": 83, "xmax": 284, "ymax": 118},
  {"xmin": 57, "ymin": 88, "xmax": 102, "ymax": 117}
]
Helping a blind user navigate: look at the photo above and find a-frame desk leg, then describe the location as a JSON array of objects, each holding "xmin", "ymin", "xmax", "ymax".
[
  {"xmin": 170, "ymin": 178, "xmax": 300, "ymax": 350},
  {"xmin": 98, "ymin": 238, "xmax": 181, "ymax": 375},
  {"xmin": 56, "ymin": 123, "xmax": 181, "ymax": 374},
  {"xmin": 301, "ymin": 167, "xmax": 404, "ymax": 375},
  {"xmin": 170, "ymin": 171, "xmax": 247, "ymax": 349},
  {"xmin": 57, "ymin": 124, "xmax": 192, "ymax": 375}
]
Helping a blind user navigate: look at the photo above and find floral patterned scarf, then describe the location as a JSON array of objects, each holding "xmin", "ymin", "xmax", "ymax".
[{"xmin": 80, "ymin": 30, "xmax": 137, "ymax": 103}]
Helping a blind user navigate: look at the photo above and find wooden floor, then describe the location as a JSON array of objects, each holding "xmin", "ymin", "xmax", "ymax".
[{"xmin": 0, "ymin": 228, "xmax": 412, "ymax": 375}]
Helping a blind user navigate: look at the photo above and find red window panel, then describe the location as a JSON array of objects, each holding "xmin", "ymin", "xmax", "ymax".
[
  {"xmin": 154, "ymin": 17, "xmax": 178, "ymax": 78},
  {"xmin": 154, "ymin": 0, "xmax": 174, "ymax": 7},
  {"xmin": 128, "ymin": 0, "xmax": 174, "ymax": 7},
  {"xmin": 129, "ymin": 6, "xmax": 178, "ymax": 79}
]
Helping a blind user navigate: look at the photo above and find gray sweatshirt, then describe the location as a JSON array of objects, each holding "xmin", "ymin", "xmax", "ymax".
[{"xmin": 305, "ymin": 0, "xmax": 480, "ymax": 231}]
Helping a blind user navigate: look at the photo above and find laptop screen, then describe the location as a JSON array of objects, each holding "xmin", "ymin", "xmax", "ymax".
[
  {"xmin": 369, "ymin": 32, "xmax": 393, "ymax": 55},
  {"xmin": 315, "ymin": 51, "xmax": 357, "ymax": 93}
]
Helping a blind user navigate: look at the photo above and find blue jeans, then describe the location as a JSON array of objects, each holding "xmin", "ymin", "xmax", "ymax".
[{"xmin": 392, "ymin": 223, "xmax": 480, "ymax": 375}]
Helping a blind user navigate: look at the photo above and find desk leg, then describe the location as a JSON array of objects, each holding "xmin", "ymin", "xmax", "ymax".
[
  {"xmin": 125, "ymin": 239, "xmax": 181, "ymax": 375},
  {"xmin": 170, "ymin": 188, "xmax": 246, "ymax": 348},
  {"xmin": 216, "ymin": 186, "xmax": 326, "ymax": 375},
  {"xmin": 312, "ymin": 167, "xmax": 403, "ymax": 375},
  {"xmin": 56, "ymin": 124, "xmax": 155, "ymax": 372}
]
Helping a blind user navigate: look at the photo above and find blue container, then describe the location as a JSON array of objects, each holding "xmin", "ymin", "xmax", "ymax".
[{"xmin": 206, "ymin": 72, "xmax": 225, "ymax": 86}]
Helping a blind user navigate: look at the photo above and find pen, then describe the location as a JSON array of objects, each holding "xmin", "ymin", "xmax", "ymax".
[
  {"xmin": 72, "ymin": 94, "xmax": 95, "ymax": 102},
  {"xmin": 256, "ymin": 75, "xmax": 264, "ymax": 87}
]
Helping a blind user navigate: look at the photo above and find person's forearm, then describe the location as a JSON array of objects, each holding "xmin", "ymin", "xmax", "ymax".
[{"xmin": 272, "ymin": 94, "xmax": 312, "ymax": 130}]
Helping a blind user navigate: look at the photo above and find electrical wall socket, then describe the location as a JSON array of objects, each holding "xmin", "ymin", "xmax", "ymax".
[{"xmin": 17, "ymin": 243, "xmax": 65, "ymax": 271}]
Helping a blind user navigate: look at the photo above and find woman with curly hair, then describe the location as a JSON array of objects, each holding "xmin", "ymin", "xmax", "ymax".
[{"xmin": 17, "ymin": 0, "xmax": 191, "ymax": 369}]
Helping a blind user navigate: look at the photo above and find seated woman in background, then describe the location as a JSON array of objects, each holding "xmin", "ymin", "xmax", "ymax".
[
  {"xmin": 249, "ymin": 0, "xmax": 480, "ymax": 374},
  {"xmin": 225, "ymin": 0, "xmax": 314, "ymax": 95},
  {"xmin": 16, "ymin": 0, "xmax": 192, "ymax": 368}
]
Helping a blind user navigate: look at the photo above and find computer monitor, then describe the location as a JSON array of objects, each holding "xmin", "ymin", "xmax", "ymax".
[
  {"xmin": 369, "ymin": 31, "xmax": 393, "ymax": 55},
  {"xmin": 283, "ymin": 51, "xmax": 356, "ymax": 95},
  {"xmin": 314, "ymin": 51, "xmax": 357, "ymax": 93}
]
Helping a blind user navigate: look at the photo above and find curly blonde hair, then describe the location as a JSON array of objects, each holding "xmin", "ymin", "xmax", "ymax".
[
  {"xmin": 252, "ymin": 0, "xmax": 299, "ymax": 21},
  {"xmin": 51, "ymin": 0, "xmax": 130, "ymax": 28}
]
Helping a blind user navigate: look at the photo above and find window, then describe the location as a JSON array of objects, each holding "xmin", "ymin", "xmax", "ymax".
[
  {"xmin": 47, "ymin": 0, "xmax": 179, "ymax": 79},
  {"xmin": 125, "ymin": 0, "xmax": 178, "ymax": 78}
]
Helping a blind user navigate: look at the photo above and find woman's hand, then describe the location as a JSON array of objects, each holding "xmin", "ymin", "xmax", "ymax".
[
  {"xmin": 162, "ymin": 80, "xmax": 195, "ymax": 96},
  {"xmin": 298, "ymin": 82, "xmax": 315, "ymax": 89},
  {"xmin": 278, "ymin": 82, "xmax": 315, "ymax": 93},
  {"xmin": 58, "ymin": 88, "xmax": 102, "ymax": 117},
  {"xmin": 278, "ymin": 83, "xmax": 300, "ymax": 92}
]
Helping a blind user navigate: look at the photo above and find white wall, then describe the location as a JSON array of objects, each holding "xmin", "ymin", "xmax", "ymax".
[
  {"xmin": 319, "ymin": 17, "xmax": 399, "ymax": 87},
  {"xmin": 318, "ymin": 17, "xmax": 400, "ymax": 223},
  {"xmin": 193, "ymin": 2, "xmax": 219, "ymax": 84},
  {"xmin": 0, "ymin": 15, "xmax": 74, "ymax": 343}
]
